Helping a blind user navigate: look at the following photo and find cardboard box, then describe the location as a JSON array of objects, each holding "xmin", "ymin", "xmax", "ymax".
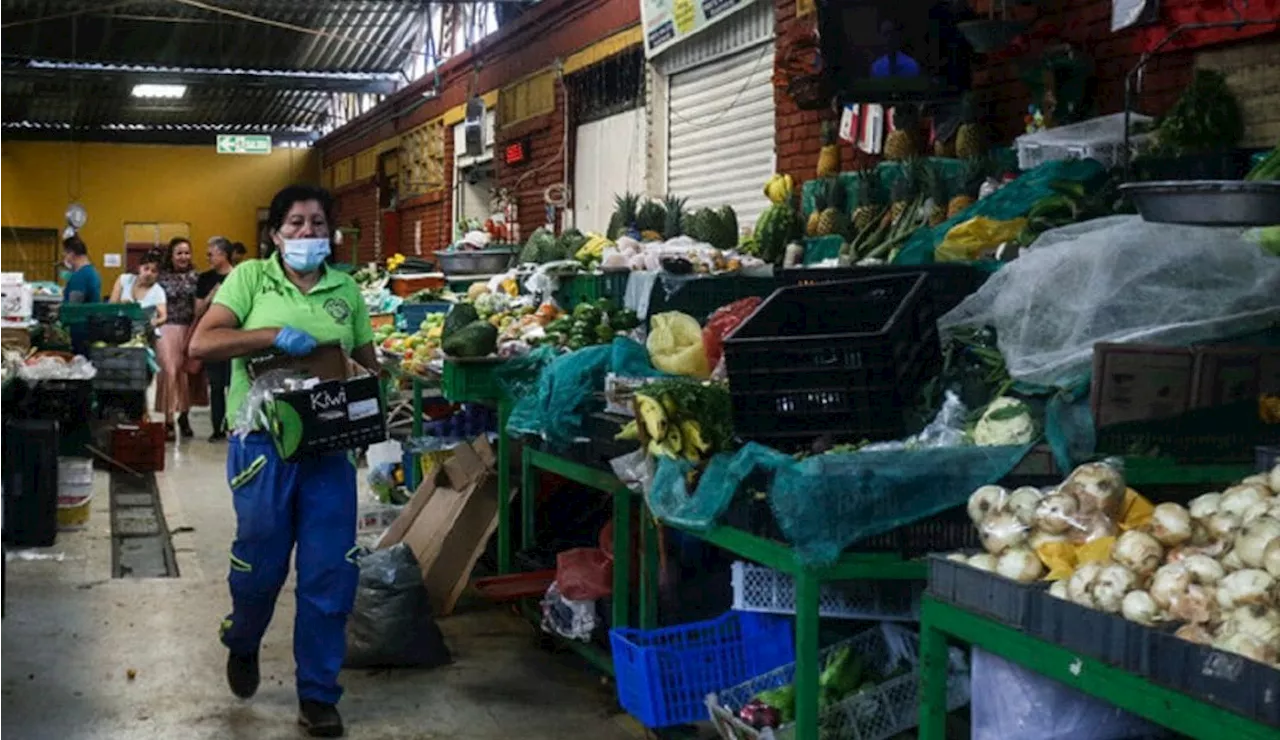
[
  {"xmin": 247, "ymin": 341, "xmax": 353, "ymax": 382},
  {"xmin": 266, "ymin": 374, "xmax": 386, "ymax": 461},
  {"xmin": 379, "ymin": 436, "xmax": 511, "ymax": 616}
]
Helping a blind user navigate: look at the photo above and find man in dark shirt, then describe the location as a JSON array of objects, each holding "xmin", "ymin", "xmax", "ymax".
[
  {"xmin": 60, "ymin": 235, "xmax": 102, "ymax": 355},
  {"xmin": 196, "ymin": 237, "xmax": 236, "ymax": 440}
]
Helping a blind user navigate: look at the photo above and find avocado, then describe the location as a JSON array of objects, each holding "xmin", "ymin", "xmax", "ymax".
[
  {"xmin": 442, "ymin": 320, "xmax": 498, "ymax": 358},
  {"xmin": 442, "ymin": 303, "xmax": 480, "ymax": 341}
]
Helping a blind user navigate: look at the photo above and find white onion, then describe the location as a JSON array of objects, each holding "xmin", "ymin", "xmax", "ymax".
[
  {"xmin": 1220, "ymin": 484, "xmax": 1270, "ymax": 519},
  {"xmin": 1070, "ymin": 513, "xmax": 1117, "ymax": 545},
  {"xmin": 1270, "ymin": 465, "xmax": 1280, "ymax": 496},
  {"xmin": 996, "ymin": 547, "xmax": 1044, "ymax": 583},
  {"xmin": 967, "ymin": 485, "xmax": 1008, "ymax": 525},
  {"xmin": 1121, "ymin": 590, "xmax": 1161, "ymax": 626},
  {"xmin": 1061, "ymin": 462, "xmax": 1125, "ymax": 516},
  {"xmin": 1240, "ymin": 473, "xmax": 1273, "ymax": 491},
  {"xmin": 1150, "ymin": 563, "xmax": 1192, "ymax": 609},
  {"xmin": 1206, "ymin": 513, "xmax": 1243, "ymax": 542},
  {"xmin": 1007, "ymin": 487, "xmax": 1044, "ymax": 527},
  {"xmin": 1188, "ymin": 492, "xmax": 1222, "ymax": 520},
  {"xmin": 1182, "ymin": 554, "xmax": 1226, "ymax": 586},
  {"xmin": 1169, "ymin": 584, "xmax": 1220, "ymax": 625},
  {"xmin": 1217, "ymin": 569, "xmax": 1275, "ymax": 609},
  {"xmin": 1221, "ymin": 604, "xmax": 1280, "ymax": 649},
  {"xmin": 1235, "ymin": 517, "xmax": 1280, "ymax": 568},
  {"xmin": 1242, "ymin": 501, "xmax": 1272, "ymax": 525},
  {"xmin": 1048, "ymin": 580, "xmax": 1069, "ymax": 600},
  {"xmin": 1222, "ymin": 549, "xmax": 1245, "ymax": 571},
  {"xmin": 946, "ymin": 552, "xmax": 969, "ymax": 562},
  {"xmin": 968, "ymin": 553, "xmax": 997, "ymax": 572},
  {"xmin": 1067, "ymin": 562, "xmax": 1104, "ymax": 607},
  {"xmin": 1149, "ymin": 502, "xmax": 1192, "ymax": 546},
  {"xmin": 1091, "ymin": 563, "xmax": 1137, "ymax": 613},
  {"xmin": 1176, "ymin": 623, "xmax": 1214, "ymax": 645},
  {"xmin": 1113, "ymin": 530, "xmax": 1164, "ymax": 576},
  {"xmin": 1214, "ymin": 632, "xmax": 1278, "ymax": 665},
  {"xmin": 1264, "ymin": 539, "xmax": 1280, "ymax": 578},
  {"xmin": 980, "ymin": 512, "xmax": 1028, "ymax": 555},
  {"xmin": 1034, "ymin": 493, "xmax": 1080, "ymax": 535}
]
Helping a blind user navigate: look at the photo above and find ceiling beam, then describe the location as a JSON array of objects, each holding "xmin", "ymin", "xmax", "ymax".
[
  {"xmin": 1, "ymin": 61, "xmax": 399, "ymax": 94},
  {"xmin": 1, "ymin": 125, "xmax": 319, "ymax": 147}
]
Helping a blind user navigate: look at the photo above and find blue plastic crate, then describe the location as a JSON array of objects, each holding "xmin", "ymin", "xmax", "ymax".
[
  {"xmin": 396, "ymin": 301, "xmax": 452, "ymax": 331},
  {"xmin": 610, "ymin": 610, "xmax": 794, "ymax": 729}
]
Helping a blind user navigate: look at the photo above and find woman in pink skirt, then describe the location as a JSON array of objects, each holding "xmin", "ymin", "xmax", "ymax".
[{"xmin": 156, "ymin": 237, "xmax": 199, "ymax": 440}]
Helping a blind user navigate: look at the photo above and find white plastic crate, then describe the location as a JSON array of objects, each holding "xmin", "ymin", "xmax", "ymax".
[
  {"xmin": 707, "ymin": 623, "xmax": 970, "ymax": 740},
  {"xmin": 1014, "ymin": 112, "xmax": 1155, "ymax": 171},
  {"xmin": 731, "ymin": 562, "xmax": 922, "ymax": 622}
]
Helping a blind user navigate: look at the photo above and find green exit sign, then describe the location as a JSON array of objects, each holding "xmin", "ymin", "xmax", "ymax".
[{"xmin": 216, "ymin": 134, "xmax": 272, "ymax": 155}]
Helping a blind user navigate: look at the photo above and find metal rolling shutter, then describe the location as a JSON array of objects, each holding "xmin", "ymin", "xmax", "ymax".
[{"xmin": 667, "ymin": 42, "xmax": 775, "ymax": 229}]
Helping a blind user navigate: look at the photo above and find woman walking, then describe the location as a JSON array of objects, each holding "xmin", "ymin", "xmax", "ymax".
[
  {"xmin": 190, "ymin": 184, "xmax": 376, "ymax": 738},
  {"xmin": 156, "ymin": 237, "xmax": 198, "ymax": 440},
  {"xmin": 196, "ymin": 237, "xmax": 235, "ymax": 441}
]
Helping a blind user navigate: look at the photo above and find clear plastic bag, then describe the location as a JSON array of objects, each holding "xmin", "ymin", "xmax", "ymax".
[
  {"xmin": 939, "ymin": 216, "xmax": 1280, "ymax": 387},
  {"xmin": 540, "ymin": 582, "xmax": 598, "ymax": 642},
  {"xmin": 971, "ymin": 649, "xmax": 1164, "ymax": 740}
]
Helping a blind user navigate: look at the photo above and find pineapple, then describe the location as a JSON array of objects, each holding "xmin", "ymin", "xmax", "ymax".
[
  {"xmin": 955, "ymin": 95, "xmax": 987, "ymax": 160},
  {"xmin": 947, "ymin": 157, "xmax": 987, "ymax": 219},
  {"xmin": 884, "ymin": 159, "xmax": 924, "ymax": 228},
  {"xmin": 933, "ymin": 136, "xmax": 956, "ymax": 158},
  {"xmin": 884, "ymin": 104, "xmax": 921, "ymax": 161},
  {"xmin": 851, "ymin": 168, "xmax": 883, "ymax": 233},
  {"xmin": 662, "ymin": 194, "xmax": 688, "ymax": 239},
  {"xmin": 607, "ymin": 192, "xmax": 639, "ymax": 240},
  {"xmin": 816, "ymin": 120, "xmax": 841, "ymax": 177},
  {"xmin": 815, "ymin": 178, "xmax": 846, "ymax": 236},
  {"xmin": 636, "ymin": 199, "xmax": 667, "ymax": 239},
  {"xmin": 926, "ymin": 166, "xmax": 950, "ymax": 226},
  {"xmin": 806, "ymin": 184, "xmax": 825, "ymax": 237}
]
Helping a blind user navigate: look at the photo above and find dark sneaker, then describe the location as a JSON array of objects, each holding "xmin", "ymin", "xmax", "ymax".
[
  {"xmin": 298, "ymin": 701, "xmax": 344, "ymax": 738},
  {"xmin": 225, "ymin": 651, "xmax": 259, "ymax": 699},
  {"xmin": 178, "ymin": 413, "xmax": 194, "ymax": 438},
  {"xmin": 208, "ymin": 432, "xmax": 227, "ymax": 442}
]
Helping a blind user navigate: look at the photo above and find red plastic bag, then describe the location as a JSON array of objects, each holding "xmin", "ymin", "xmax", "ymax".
[
  {"xmin": 555, "ymin": 547, "xmax": 613, "ymax": 601},
  {"xmin": 702, "ymin": 297, "xmax": 763, "ymax": 368}
]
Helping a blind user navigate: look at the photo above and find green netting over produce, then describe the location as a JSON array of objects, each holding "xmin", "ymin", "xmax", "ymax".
[
  {"xmin": 893, "ymin": 158, "xmax": 1107, "ymax": 265},
  {"xmin": 799, "ymin": 150, "xmax": 1020, "ymax": 217},
  {"xmin": 648, "ymin": 441, "xmax": 1034, "ymax": 565},
  {"xmin": 801, "ymin": 235, "xmax": 843, "ymax": 264},
  {"xmin": 499, "ymin": 338, "xmax": 662, "ymax": 448}
]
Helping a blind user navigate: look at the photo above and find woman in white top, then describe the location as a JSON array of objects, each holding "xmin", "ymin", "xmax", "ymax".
[{"xmin": 109, "ymin": 248, "xmax": 168, "ymax": 326}]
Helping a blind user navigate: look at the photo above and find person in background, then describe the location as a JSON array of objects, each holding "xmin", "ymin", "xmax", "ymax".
[
  {"xmin": 231, "ymin": 241, "xmax": 248, "ymax": 265},
  {"xmin": 60, "ymin": 235, "xmax": 102, "ymax": 355},
  {"xmin": 871, "ymin": 19, "xmax": 922, "ymax": 79},
  {"xmin": 196, "ymin": 237, "xmax": 236, "ymax": 441},
  {"xmin": 108, "ymin": 248, "xmax": 168, "ymax": 327},
  {"xmin": 189, "ymin": 184, "xmax": 376, "ymax": 738},
  {"xmin": 156, "ymin": 237, "xmax": 199, "ymax": 441}
]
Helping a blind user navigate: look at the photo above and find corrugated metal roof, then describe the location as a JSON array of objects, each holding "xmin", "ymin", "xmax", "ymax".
[{"xmin": 0, "ymin": 0, "xmax": 430, "ymax": 142}]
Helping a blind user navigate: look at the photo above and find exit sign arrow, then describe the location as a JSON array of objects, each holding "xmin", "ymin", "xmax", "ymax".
[{"xmin": 216, "ymin": 134, "xmax": 272, "ymax": 155}]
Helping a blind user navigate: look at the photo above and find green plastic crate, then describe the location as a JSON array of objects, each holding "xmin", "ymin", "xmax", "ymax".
[
  {"xmin": 441, "ymin": 358, "xmax": 504, "ymax": 403},
  {"xmin": 553, "ymin": 271, "xmax": 631, "ymax": 310}
]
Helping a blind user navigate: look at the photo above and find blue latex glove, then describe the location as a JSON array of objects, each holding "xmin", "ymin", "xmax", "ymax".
[{"xmin": 273, "ymin": 326, "xmax": 318, "ymax": 357}]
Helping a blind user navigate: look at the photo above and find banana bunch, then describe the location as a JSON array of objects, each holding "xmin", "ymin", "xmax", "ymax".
[
  {"xmin": 386, "ymin": 253, "xmax": 407, "ymax": 271},
  {"xmin": 631, "ymin": 393, "xmax": 712, "ymax": 463},
  {"xmin": 763, "ymin": 174, "xmax": 794, "ymax": 205},
  {"xmin": 574, "ymin": 233, "xmax": 612, "ymax": 265}
]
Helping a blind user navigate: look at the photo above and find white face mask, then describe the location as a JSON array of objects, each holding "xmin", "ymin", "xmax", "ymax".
[{"xmin": 280, "ymin": 237, "xmax": 330, "ymax": 272}]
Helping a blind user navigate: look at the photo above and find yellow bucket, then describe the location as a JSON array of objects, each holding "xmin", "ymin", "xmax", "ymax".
[{"xmin": 57, "ymin": 491, "xmax": 92, "ymax": 530}]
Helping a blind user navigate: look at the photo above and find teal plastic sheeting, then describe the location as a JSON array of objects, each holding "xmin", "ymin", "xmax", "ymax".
[
  {"xmin": 499, "ymin": 338, "xmax": 663, "ymax": 448},
  {"xmin": 893, "ymin": 158, "xmax": 1108, "ymax": 265},
  {"xmin": 648, "ymin": 441, "xmax": 1034, "ymax": 566}
]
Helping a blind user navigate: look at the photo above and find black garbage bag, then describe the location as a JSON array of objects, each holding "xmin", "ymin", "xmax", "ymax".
[{"xmin": 344, "ymin": 544, "xmax": 453, "ymax": 669}]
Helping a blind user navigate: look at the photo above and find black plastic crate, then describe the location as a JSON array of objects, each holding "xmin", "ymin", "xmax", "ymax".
[
  {"xmin": 724, "ymin": 274, "xmax": 941, "ymax": 450},
  {"xmin": 650, "ymin": 275, "xmax": 780, "ymax": 324},
  {"xmin": 927, "ymin": 554, "xmax": 1044, "ymax": 631},
  {"xmin": 779, "ymin": 263, "xmax": 989, "ymax": 319},
  {"xmin": 90, "ymin": 346, "xmax": 149, "ymax": 392},
  {"xmin": 17, "ymin": 379, "xmax": 93, "ymax": 428},
  {"xmin": 1043, "ymin": 596, "xmax": 1151, "ymax": 674},
  {"xmin": 1148, "ymin": 626, "xmax": 1280, "ymax": 726}
]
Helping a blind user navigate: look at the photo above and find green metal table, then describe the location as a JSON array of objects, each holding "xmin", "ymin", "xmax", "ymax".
[
  {"xmin": 668, "ymin": 524, "xmax": 925, "ymax": 740},
  {"xmin": 520, "ymin": 447, "xmax": 661, "ymax": 673},
  {"xmin": 918, "ymin": 596, "xmax": 1277, "ymax": 740}
]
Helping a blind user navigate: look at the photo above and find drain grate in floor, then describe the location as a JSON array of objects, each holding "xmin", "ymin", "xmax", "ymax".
[{"xmin": 109, "ymin": 471, "xmax": 179, "ymax": 578}]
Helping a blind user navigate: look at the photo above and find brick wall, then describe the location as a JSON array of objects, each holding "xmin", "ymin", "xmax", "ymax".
[
  {"xmin": 1196, "ymin": 36, "xmax": 1280, "ymax": 148},
  {"xmin": 496, "ymin": 84, "xmax": 569, "ymax": 240},
  {"xmin": 334, "ymin": 182, "xmax": 379, "ymax": 263},
  {"xmin": 772, "ymin": 0, "xmax": 1199, "ymax": 187}
]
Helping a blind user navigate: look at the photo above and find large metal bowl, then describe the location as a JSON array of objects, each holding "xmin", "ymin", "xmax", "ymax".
[
  {"xmin": 1120, "ymin": 180, "xmax": 1280, "ymax": 226},
  {"xmin": 434, "ymin": 248, "xmax": 518, "ymax": 276}
]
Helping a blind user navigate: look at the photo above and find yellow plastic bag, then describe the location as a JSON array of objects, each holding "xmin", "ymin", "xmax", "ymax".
[
  {"xmin": 935, "ymin": 217, "xmax": 1028, "ymax": 262},
  {"xmin": 647, "ymin": 311, "xmax": 711, "ymax": 378},
  {"xmin": 1037, "ymin": 488, "xmax": 1154, "ymax": 580}
]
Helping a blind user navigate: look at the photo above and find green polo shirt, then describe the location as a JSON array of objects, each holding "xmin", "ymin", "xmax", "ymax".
[{"xmin": 214, "ymin": 257, "xmax": 373, "ymax": 426}]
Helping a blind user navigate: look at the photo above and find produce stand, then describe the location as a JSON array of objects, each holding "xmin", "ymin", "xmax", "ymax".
[{"xmin": 917, "ymin": 596, "xmax": 1277, "ymax": 740}]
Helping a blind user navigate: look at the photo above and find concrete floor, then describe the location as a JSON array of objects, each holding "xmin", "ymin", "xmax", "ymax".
[{"xmin": 3, "ymin": 409, "xmax": 646, "ymax": 740}]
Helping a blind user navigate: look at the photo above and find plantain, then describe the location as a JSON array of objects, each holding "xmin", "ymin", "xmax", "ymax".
[
  {"xmin": 615, "ymin": 420, "xmax": 639, "ymax": 441},
  {"xmin": 636, "ymin": 395, "xmax": 668, "ymax": 441},
  {"xmin": 680, "ymin": 419, "xmax": 711, "ymax": 456}
]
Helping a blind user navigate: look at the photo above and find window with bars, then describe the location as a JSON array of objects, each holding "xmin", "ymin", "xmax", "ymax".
[
  {"xmin": 399, "ymin": 120, "xmax": 446, "ymax": 195},
  {"xmin": 568, "ymin": 47, "xmax": 646, "ymax": 126}
]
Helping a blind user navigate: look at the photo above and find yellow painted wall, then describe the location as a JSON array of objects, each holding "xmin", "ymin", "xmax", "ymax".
[{"xmin": 1, "ymin": 141, "xmax": 318, "ymax": 287}]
